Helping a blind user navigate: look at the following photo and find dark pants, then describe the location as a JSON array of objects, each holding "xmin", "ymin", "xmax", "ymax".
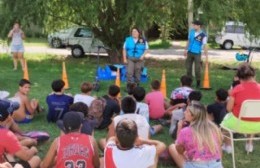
[
  {"xmin": 186, "ymin": 52, "xmax": 201, "ymax": 81},
  {"xmin": 127, "ymin": 58, "xmax": 143, "ymax": 84}
]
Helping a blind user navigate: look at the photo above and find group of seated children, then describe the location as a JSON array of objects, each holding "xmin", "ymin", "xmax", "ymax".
[{"xmin": 2, "ymin": 63, "xmax": 259, "ymax": 168}]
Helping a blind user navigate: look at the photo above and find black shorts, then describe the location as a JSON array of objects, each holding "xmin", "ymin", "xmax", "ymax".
[{"xmin": 9, "ymin": 160, "xmax": 31, "ymax": 168}]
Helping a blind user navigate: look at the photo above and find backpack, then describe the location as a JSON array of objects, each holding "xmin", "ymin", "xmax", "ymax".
[
  {"xmin": 88, "ymin": 98, "xmax": 106, "ymax": 128},
  {"xmin": 22, "ymin": 131, "xmax": 50, "ymax": 143}
]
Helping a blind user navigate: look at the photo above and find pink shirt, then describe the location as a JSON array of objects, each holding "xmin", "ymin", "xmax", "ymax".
[
  {"xmin": 145, "ymin": 91, "xmax": 165, "ymax": 119},
  {"xmin": 231, "ymin": 81, "xmax": 260, "ymax": 121},
  {"xmin": 176, "ymin": 127, "xmax": 221, "ymax": 162}
]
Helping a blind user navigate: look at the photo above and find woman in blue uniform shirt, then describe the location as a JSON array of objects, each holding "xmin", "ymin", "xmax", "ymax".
[{"xmin": 123, "ymin": 28, "xmax": 148, "ymax": 87}]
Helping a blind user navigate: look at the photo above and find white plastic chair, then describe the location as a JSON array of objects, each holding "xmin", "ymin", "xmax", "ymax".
[{"xmin": 221, "ymin": 100, "xmax": 260, "ymax": 168}]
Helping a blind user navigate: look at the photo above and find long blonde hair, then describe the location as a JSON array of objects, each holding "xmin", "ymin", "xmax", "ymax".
[{"xmin": 188, "ymin": 101, "xmax": 222, "ymax": 154}]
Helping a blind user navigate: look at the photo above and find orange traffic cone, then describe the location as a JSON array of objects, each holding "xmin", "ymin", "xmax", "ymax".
[
  {"xmin": 23, "ymin": 59, "xmax": 29, "ymax": 80},
  {"xmin": 160, "ymin": 69, "xmax": 167, "ymax": 98},
  {"xmin": 201, "ymin": 62, "xmax": 211, "ymax": 90},
  {"xmin": 115, "ymin": 68, "xmax": 121, "ymax": 97},
  {"xmin": 62, "ymin": 62, "xmax": 70, "ymax": 89}
]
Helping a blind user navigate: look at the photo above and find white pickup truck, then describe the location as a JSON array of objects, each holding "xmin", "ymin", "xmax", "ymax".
[{"xmin": 48, "ymin": 27, "xmax": 105, "ymax": 58}]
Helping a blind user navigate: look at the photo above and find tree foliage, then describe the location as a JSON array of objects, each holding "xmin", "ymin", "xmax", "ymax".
[
  {"xmin": 0, "ymin": 0, "xmax": 45, "ymax": 39},
  {"xmin": 43, "ymin": 0, "xmax": 175, "ymax": 62},
  {"xmin": 0, "ymin": 0, "xmax": 259, "ymax": 62}
]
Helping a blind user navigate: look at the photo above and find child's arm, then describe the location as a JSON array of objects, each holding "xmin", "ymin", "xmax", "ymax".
[
  {"xmin": 10, "ymin": 119, "xmax": 22, "ymax": 134},
  {"xmin": 135, "ymin": 137, "xmax": 166, "ymax": 155},
  {"xmin": 23, "ymin": 96, "xmax": 37, "ymax": 114},
  {"xmin": 7, "ymin": 29, "xmax": 14, "ymax": 38},
  {"xmin": 90, "ymin": 137, "xmax": 100, "ymax": 168},
  {"xmin": 226, "ymin": 96, "xmax": 234, "ymax": 112},
  {"xmin": 165, "ymin": 103, "xmax": 186, "ymax": 115},
  {"xmin": 107, "ymin": 121, "xmax": 115, "ymax": 139},
  {"xmin": 175, "ymin": 144, "xmax": 185, "ymax": 155},
  {"xmin": 15, "ymin": 146, "xmax": 38, "ymax": 161},
  {"xmin": 41, "ymin": 138, "xmax": 58, "ymax": 168},
  {"xmin": 21, "ymin": 30, "xmax": 25, "ymax": 39}
]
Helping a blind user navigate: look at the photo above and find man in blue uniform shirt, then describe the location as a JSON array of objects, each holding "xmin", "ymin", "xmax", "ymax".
[{"xmin": 184, "ymin": 20, "xmax": 208, "ymax": 88}]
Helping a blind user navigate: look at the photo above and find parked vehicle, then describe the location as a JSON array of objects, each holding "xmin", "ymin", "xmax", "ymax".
[
  {"xmin": 48, "ymin": 27, "xmax": 106, "ymax": 57},
  {"xmin": 215, "ymin": 21, "xmax": 260, "ymax": 50}
]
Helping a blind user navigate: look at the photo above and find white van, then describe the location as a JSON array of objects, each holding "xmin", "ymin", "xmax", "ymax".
[{"xmin": 215, "ymin": 21, "xmax": 260, "ymax": 49}]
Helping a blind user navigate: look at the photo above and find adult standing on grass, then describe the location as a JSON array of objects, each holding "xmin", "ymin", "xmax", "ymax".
[
  {"xmin": 184, "ymin": 20, "xmax": 208, "ymax": 88},
  {"xmin": 8, "ymin": 22, "xmax": 25, "ymax": 71},
  {"xmin": 123, "ymin": 27, "xmax": 148, "ymax": 89}
]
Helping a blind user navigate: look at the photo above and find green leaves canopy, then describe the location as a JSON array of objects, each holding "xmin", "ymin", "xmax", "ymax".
[{"xmin": 0, "ymin": 0, "xmax": 259, "ymax": 60}]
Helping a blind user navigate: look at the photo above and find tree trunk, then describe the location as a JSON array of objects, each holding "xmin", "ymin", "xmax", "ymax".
[
  {"xmin": 188, "ymin": 0, "xmax": 193, "ymax": 30},
  {"xmin": 107, "ymin": 49, "xmax": 121, "ymax": 63}
]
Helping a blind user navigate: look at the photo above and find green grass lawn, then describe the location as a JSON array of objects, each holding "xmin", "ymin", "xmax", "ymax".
[
  {"xmin": 24, "ymin": 38, "xmax": 48, "ymax": 47},
  {"xmin": 0, "ymin": 53, "xmax": 260, "ymax": 168},
  {"xmin": 149, "ymin": 39, "xmax": 172, "ymax": 49}
]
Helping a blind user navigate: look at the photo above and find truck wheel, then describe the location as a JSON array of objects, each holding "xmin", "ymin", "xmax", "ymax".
[
  {"xmin": 51, "ymin": 38, "xmax": 62, "ymax": 48},
  {"xmin": 223, "ymin": 40, "xmax": 233, "ymax": 50},
  {"xmin": 71, "ymin": 46, "xmax": 84, "ymax": 58}
]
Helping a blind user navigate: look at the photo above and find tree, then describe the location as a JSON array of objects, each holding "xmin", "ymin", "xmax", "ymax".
[
  {"xmin": 0, "ymin": 0, "xmax": 259, "ymax": 62},
  {"xmin": 0, "ymin": 0, "xmax": 45, "ymax": 39},
  {"xmin": 193, "ymin": 0, "xmax": 260, "ymax": 37},
  {"xmin": 42, "ymin": 0, "xmax": 175, "ymax": 62}
]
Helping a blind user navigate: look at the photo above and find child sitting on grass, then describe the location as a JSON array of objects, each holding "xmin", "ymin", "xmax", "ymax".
[
  {"xmin": 126, "ymin": 82, "xmax": 137, "ymax": 96},
  {"xmin": 46, "ymin": 79, "xmax": 74, "ymax": 122},
  {"xmin": 105, "ymin": 118, "xmax": 166, "ymax": 168},
  {"xmin": 145, "ymin": 80, "xmax": 166, "ymax": 120},
  {"xmin": 207, "ymin": 88, "xmax": 228, "ymax": 126},
  {"xmin": 74, "ymin": 82, "xmax": 95, "ymax": 107},
  {"xmin": 11, "ymin": 79, "xmax": 40, "ymax": 123},
  {"xmin": 108, "ymin": 96, "xmax": 150, "ymax": 139},
  {"xmin": 169, "ymin": 91, "xmax": 202, "ymax": 137},
  {"xmin": 57, "ymin": 99, "xmax": 106, "ymax": 136},
  {"xmin": 0, "ymin": 100, "xmax": 41, "ymax": 168},
  {"xmin": 133, "ymin": 86, "xmax": 163, "ymax": 136},
  {"xmin": 169, "ymin": 101, "xmax": 223, "ymax": 168},
  {"xmin": 0, "ymin": 99, "xmax": 37, "ymax": 147},
  {"xmin": 99, "ymin": 96, "xmax": 150, "ymax": 150},
  {"xmin": 170, "ymin": 75, "xmax": 193, "ymax": 105},
  {"xmin": 41, "ymin": 112, "xmax": 100, "ymax": 168},
  {"xmin": 98, "ymin": 85, "xmax": 121, "ymax": 129}
]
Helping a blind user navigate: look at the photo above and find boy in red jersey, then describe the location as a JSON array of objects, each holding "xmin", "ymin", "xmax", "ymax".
[{"xmin": 41, "ymin": 112, "xmax": 100, "ymax": 168}]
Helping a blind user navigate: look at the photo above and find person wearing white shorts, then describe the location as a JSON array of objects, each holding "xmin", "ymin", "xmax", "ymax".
[{"xmin": 8, "ymin": 22, "xmax": 25, "ymax": 71}]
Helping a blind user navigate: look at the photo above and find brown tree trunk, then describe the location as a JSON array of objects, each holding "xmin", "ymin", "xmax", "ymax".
[{"xmin": 107, "ymin": 49, "xmax": 122, "ymax": 63}]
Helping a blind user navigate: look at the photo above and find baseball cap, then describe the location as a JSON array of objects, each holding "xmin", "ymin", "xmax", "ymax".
[
  {"xmin": 57, "ymin": 112, "xmax": 84, "ymax": 133},
  {"xmin": 0, "ymin": 99, "xmax": 20, "ymax": 121},
  {"xmin": 192, "ymin": 20, "xmax": 203, "ymax": 26}
]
